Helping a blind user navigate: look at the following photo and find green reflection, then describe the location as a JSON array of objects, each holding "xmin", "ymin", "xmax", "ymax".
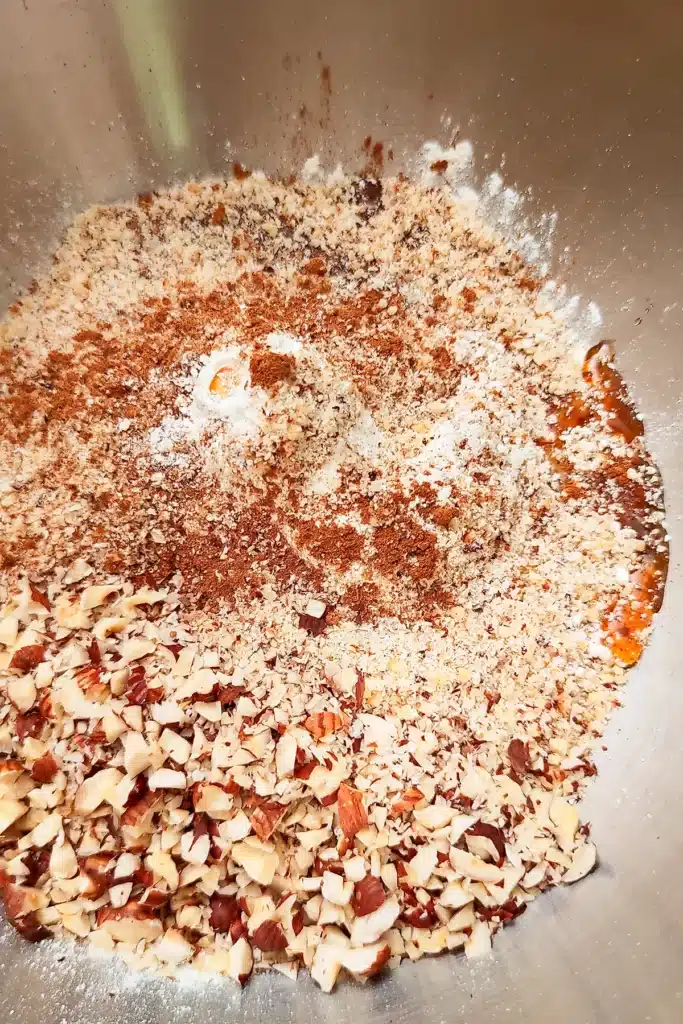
[{"xmin": 113, "ymin": 0, "xmax": 189, "ymax": 153}]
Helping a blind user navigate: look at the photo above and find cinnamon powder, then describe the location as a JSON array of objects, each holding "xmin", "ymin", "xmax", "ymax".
[
  {"xmin": 0, "ymin": 169, "xmax": 666, "ymax": 641},
  {"xmin": 249, "ymin": 350, "xmax": 296, "ymax": 392}
]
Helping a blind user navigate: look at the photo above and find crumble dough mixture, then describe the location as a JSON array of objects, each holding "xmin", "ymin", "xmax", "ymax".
[{"xmin": 0, "ymin": 158, "xmax": 667, "ymax": 990}]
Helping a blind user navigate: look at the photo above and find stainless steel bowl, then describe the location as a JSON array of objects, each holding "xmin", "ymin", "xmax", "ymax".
[{"xmin": 1, "ymin": 2, "xmax": 682, "ymax": 1021}]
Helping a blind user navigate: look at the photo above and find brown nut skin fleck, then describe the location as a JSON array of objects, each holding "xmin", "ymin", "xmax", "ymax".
[
  {"xmin": 31, "ymin": 752, "xmax": 58, "ymax": 783},
  {"xmin": 217, "ymin": 685, "xmax": 244, "ymax": 705},
  {"xmin": 10, "ymin": 912, "xmax": 52, "ymax": 943},
  {"xmin": 337, "ymin": 782, "xmax": 368, "ymax": 839},
  {"xmin": 390, "ymin": 787, "xmax": 424, "ymax": 817},
  {"xmin": 1, "ymin": 884, "xmax": 42, "ymax": 923},
  {"xmin": 23, "ymin": 849, "xmax": 51, "ymax": 887},
  {"xmin": 298, "ymin": 611, "xmax": 327, "ymax": 636},
  {"xmin": 16, "ymin": 711, "xmax": 45, "ymax": 740},
  {"xmin": 209, "ymin": 894, "xmax": 241, "ymax": 933},
  {"xmin": 465, "ymin": 821, "xmax": 507, "ymax": 865},
  {"xmin": 508, "ymin": 738, "xmax": 531, "ymax": 775},
  {"xmin": 250, "ymin": 801, "xmax": 286, "ymax": 841},
  {"xmin": 354, "ymin": 670, "xmax": 365, "ymax": 709},
  {"xmin": 400, "ymin": 904, "xmax": 438, "ymax": 928},
  {"xmin": 252, "ymin": 919, "xmax": 288, "ymax": 952},
  {"xmin": 80, "ymin": 854, "xmax": 115, "ymax": 898},
  {"xmin": 120, "ymin": 792, "xmax": 159, "ymax": 826},
  {"xmin": 211, "ymin": 203, "xmax": 226, "ymax": 225},
  {"xmin": 9, "ymin": 645, "xmax": 45, "ymax": 672},
  {"xmin": 28, "ymin": 583, "xmax": 50, "ymax": 610},
  {"xmin": 304, "ymin": 711, "xmax": 347, "ymax": 741},
  {"xmin": 97, "ymin": 900, "xmax": 159, "ymax": 926},
  {"xmin": 126, "ymin": 666, "xmax": 164, "ymax": 705},
  {"xmin": 352, "ymin": 875, "xmax": 386, "ymax": 917}
]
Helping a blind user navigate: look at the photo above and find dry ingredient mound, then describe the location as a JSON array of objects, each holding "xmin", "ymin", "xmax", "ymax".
[{"xmin": 0, "ymin": 161, "xmax": 667, "ymax": 991}]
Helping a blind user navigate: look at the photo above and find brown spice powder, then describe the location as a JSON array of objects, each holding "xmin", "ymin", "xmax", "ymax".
[
  {"xmin": 0, "ymin": 171, "xmax": 666, "ymax": 637},
  {"xmin": 295, "ymin": 520, "xmax": 364, "ymax": 569},
  {"xmin": 249, "ymin": 351, "xmax": 296, "ymax": 392}
]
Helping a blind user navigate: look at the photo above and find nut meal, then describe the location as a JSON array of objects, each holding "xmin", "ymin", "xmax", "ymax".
[{"xmin": 0, "ymin": 156, "xmax": 667, "ymax": 990}]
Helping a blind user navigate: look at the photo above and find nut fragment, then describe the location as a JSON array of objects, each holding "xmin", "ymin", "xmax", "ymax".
[
  {"xmin": 406, "ymin": 844, "xmax": 438, "ymax": 887},
  {"xmin": 304, "ymin": 711, "xmax": 347, "ymax": 741},
  {"xmin": 73, "ymin": 768, "xmax": 123, "ymax": 815},
  {"xmin": 152, "ymin": 928, "xmax": 194, "ymax": 965},
  {"xmin": 7, "ymin": 675, "xmax": 37, "ymax": 712},
  {"xmin": 339, "ymin": 942, "xmax": 391, "ymax": 978},
  {"xmin": 321, "ymin": 871, "xmax": 353, "ymax": 906},
  {"xmin": 298, "ymin": 603, "xmax": 328, "ymax": 636},
  {"xmin": 10, "ymin": 912, "xmax": 52, "ymax": 943},
  {"xmin": 123, "ymin": 732, "xmax": 153, "ymax": 777},
  {"xmin": 147, "ymin": 768, "xmax": 186, "ymax": 790},
  {"xmin": 2, "ymin": 883, "xmax": 49, "ymax": 920},
  {"xmin": 251, "ymin": 801, "xmax": 286, "ymax": 841},
  {"xmin": 97, "ymin": 902, "xmax": 163, "ymax": 944},
  {"xmin": 0, "ymin": 616, "xmax": 19, "ymax": 647},
  {"xmin": 305, "ymin": 599, "xmax": 327, "ymax": 619},
  {"xmin": 337, "ymin": 783, "xmax": 368, "ymax": 839},
  {"xmin": 226, "ymin": 936, "xmax": 253, "ymax": 985},
  {"xmin": 232, "ymin": 840, "xmax": 279, "ymax": 885},
  {"xmin": 549, "ymin": 797, "xmax": 579, "ymax": 853},
  {"xmin": 508, "ymin": 738, "xmax": 531, "ymax": 775},
  {"xmin": 49, "ymin": 840, "xmax": 79, "ymax": 880},
  {"xmin": 0, "ymin": 798, "xmax": 27, "ymax": 834},
  {"xmin": 310, "ymin": 941, "xmax": 343, "ymax": 993},
  {"xmin": 9, "ymin": 646, "xmax": 45, "ymax": 673},
  {"xmin": 563, "ymin": 841, "xmax": 598, "ymax": 884},
  {"xmin": 80, "ymin": 585, "xmax": 119, "ymax": 611},
  {"xmin": 25, "ymin": 811, "xmax": 62, "ymax": 848},
  {"xmin": 350, "ymin": 895, "xmax": 400, "ymax": 946},
  {"xmin": 31, "ymin": 752, "xmax": 58, "ymax": 783},
  {"xmin": 352, "ymin": 875, "xmax": 386, "ymax": 917},
  {"xmin": 16, "ymin": 710, "xmax": 45, "ymax": 740},
  {"xmin": 449, "ymin": 848, "xmax": 504, "ymax": 884},
  {"xmin": 209, "ymin": 894, "xmax": 241, "ymax": 932},
  {"xmin": 464, "ymin": 919, "xmax": 492, "ymax": 959},
  {"xmin": 390, "ymin": 787, "xmax": 424, "ymax": 817},
  {"xmin": 81, "ymin": 853, "xmax": 115, "ymax": 897},
  {"xmin": 195, "ymin": 784, "xmax": 234, "ymax": 820},
  {"xmin": 465, "ymin": 821, "xmax": 506, "ymax": 864},
  {"xmin": 159, "ymin": 728, "xmax": 192, "ymax": 765},
  {"xmin": 413, "ymin": 804, "xmax": 454, "ymax": 830},
  {"xmin": 275, "ymin": 733, "xmax": 297, "ymax": 778},
  {"xmin": 252, "ymin": 919, "xmax": 288, "ymax": 952},
  {"xmin": 438, "ymin": 882, "xmax": 473, "ymax": 910}
]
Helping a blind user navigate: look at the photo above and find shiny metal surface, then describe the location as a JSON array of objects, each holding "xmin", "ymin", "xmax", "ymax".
[{"xmin": 1, "ymin": 1, "xmax": 682, "ymax": 1021}]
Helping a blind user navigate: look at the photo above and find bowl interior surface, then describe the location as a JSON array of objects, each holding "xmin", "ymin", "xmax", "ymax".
[{"xmin": 0, "ymin": 2, "xmax": 682, "ymax": 1022}]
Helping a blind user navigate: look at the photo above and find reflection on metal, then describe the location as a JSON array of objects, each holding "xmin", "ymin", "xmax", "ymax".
[
  {"xmin": 0, "ymin": 1, "xmax": 682, "ymax": 1022},
  {"xmin": 112, "ymin": 0, "xmax": 189, "ymax": 154}
]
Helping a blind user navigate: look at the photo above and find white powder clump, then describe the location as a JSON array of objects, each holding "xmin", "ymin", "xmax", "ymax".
[
  {"xmin": 264, "ymin": 331, "xmax": 303, "ymax": 355},
  {"xmin": 148, "ymin": 335, "xmax": 306, "ymax": 461},
  {"xmin": 191, "ymin": 347, "xmax": 264, "ymax": 435}
]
